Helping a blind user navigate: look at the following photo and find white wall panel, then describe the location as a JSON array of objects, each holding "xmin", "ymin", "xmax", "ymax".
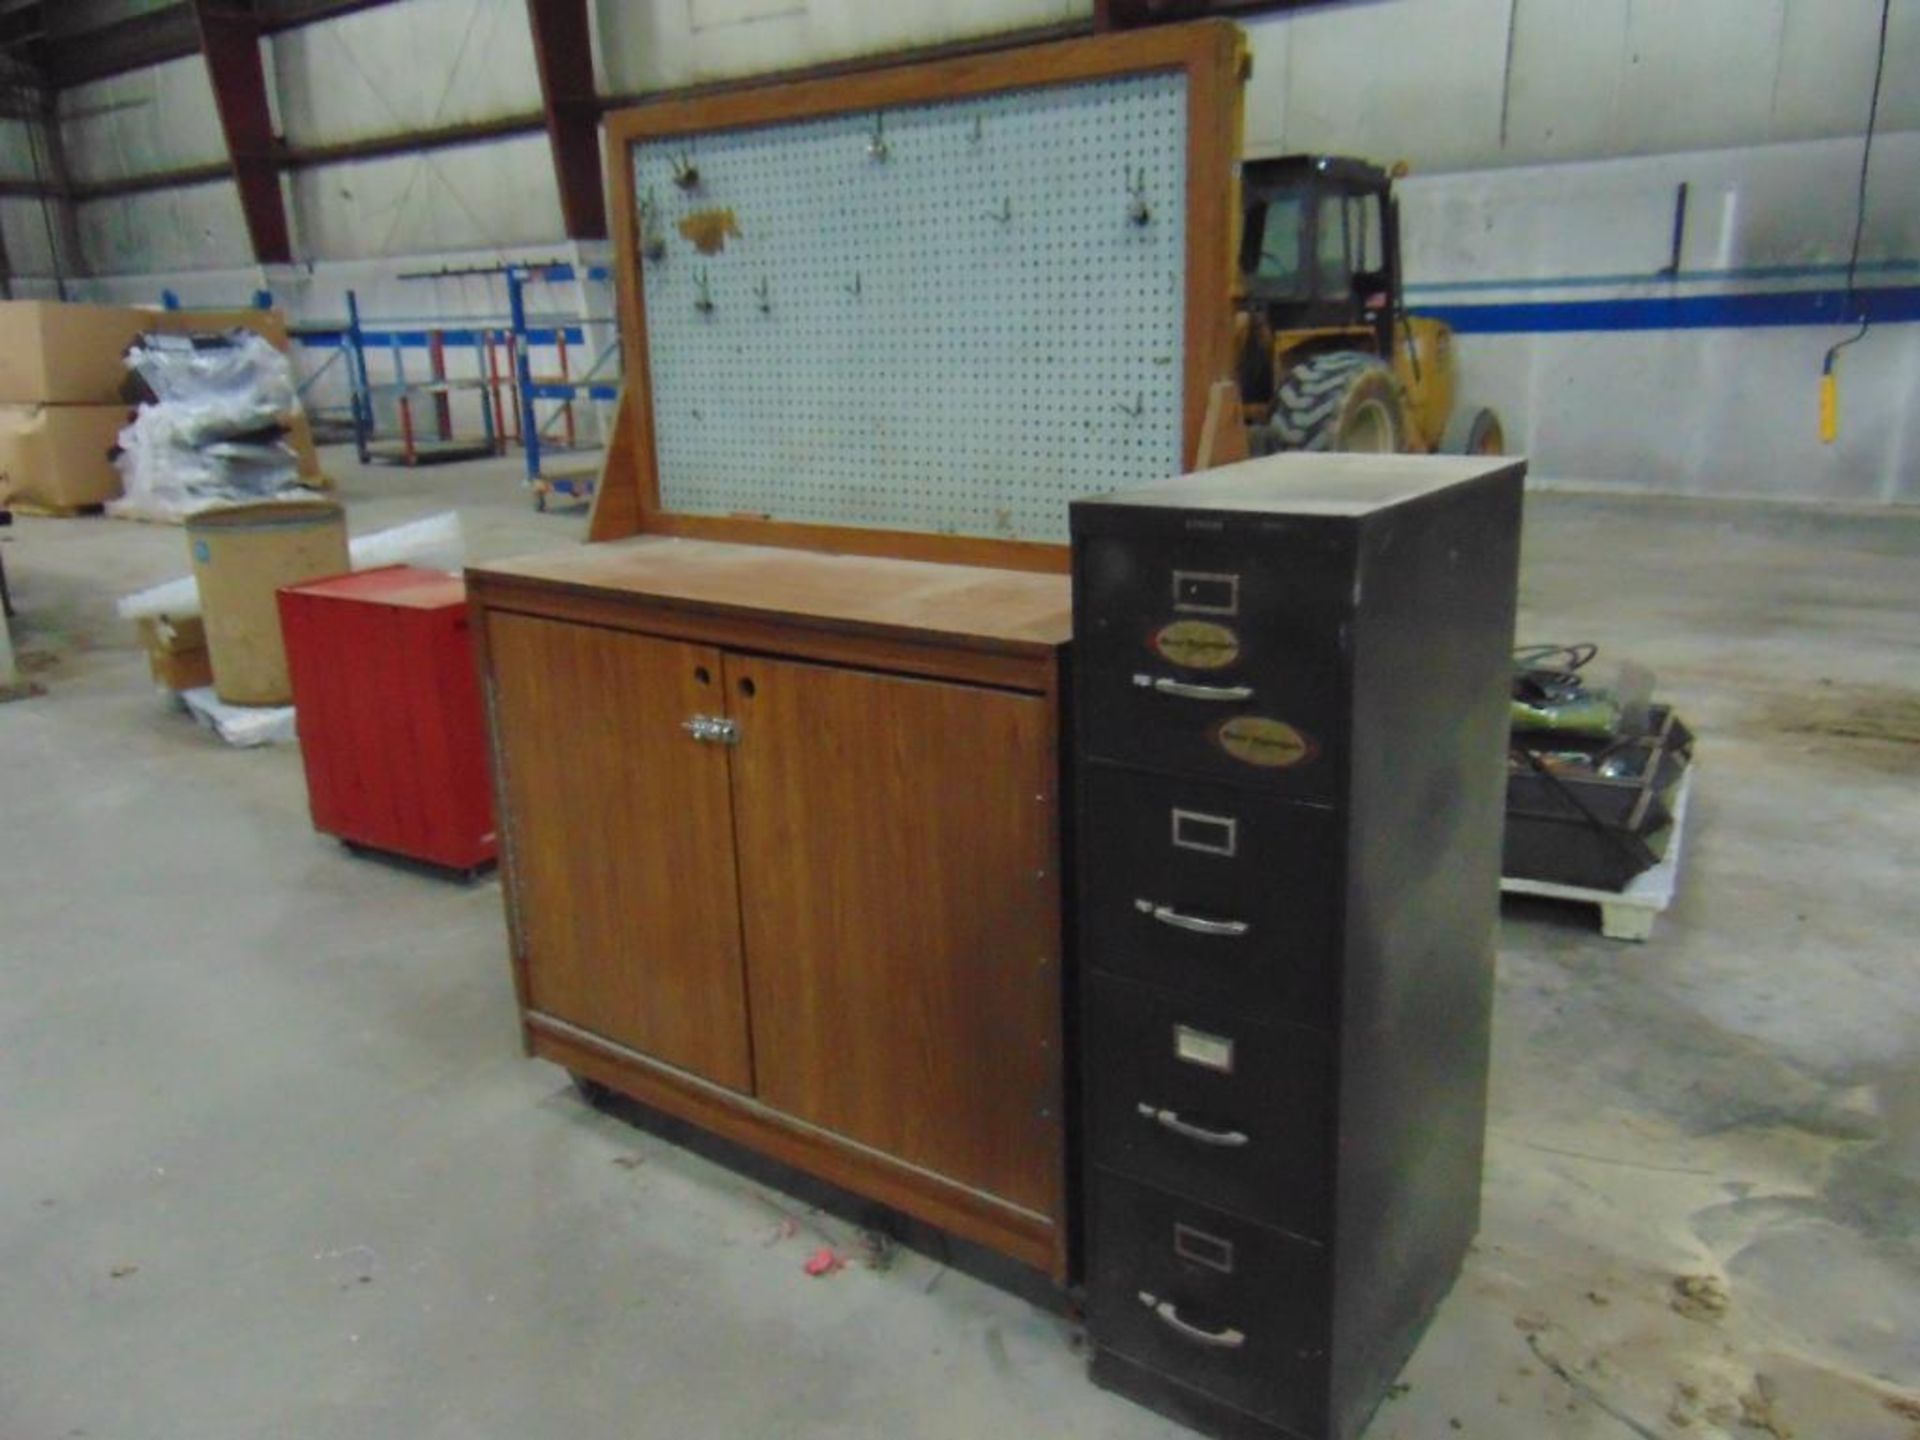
[
  {"xmin": 1245, "ymin": 0, "xmax": 1512, "ymax": 167},
  {"xmin": 76, "ymin": 264, "xmax": 267, "ymax": 309},
  {"xmin": 1773, "ymin": 0, "xmax": 1889, "ymax": 139},
  {"xmin": 271, "ymin": 0, "xmax": 542, "ymax": 147},
  {"xmin": 75, "ymin": 180, "xmax": 254, "ymax": 274},
  {"xmin": 1250, "ymin": 0, "xmax": 1919, "ymax": 172},
  {"xmin": 1615, "ymin": 0, "xmax": 1787, "ymax": 157},
  {"xmin": 57, "ymin": 55, "xmax": 226, "ymax": 184},
  {"xmin": 287, "ymin": 134, "xmax": 562, "ymax": 259},
  {"xmin": 0, "ymin": 196, "xmax": 66, "ymax": 280},
  {"xmin": 0, "ymin": 119, "xmax": 44, "ymax": 183},
  {"xmin": 1399, "ymin": 133, "xmax": 1920, "ymax": 282},
  {"xmin": 1878, "ymin": 0, "xmax": 1920, "ymax": 132},
  {"xmin": 1396, "ymin": 133, "xmax": 1920, "ymax": 502},
  {"xmin": 1500, "ymin": 0, "xmax": 1628, "ymax": 161},
  {"xmin": 596, "ymin": 0, "xmax": 1089, "ymax": 96},
  {"xmin": 1453, "ymin": 324, "xmax": 1917, "ymax": 503}
]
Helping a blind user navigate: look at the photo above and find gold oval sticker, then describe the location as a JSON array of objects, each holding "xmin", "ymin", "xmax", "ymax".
[
  {"xmin": 1215, "ymin": 716, "xmax": 1316, "ymax": 769},
  {"xmin": 1152, "ymin": 620, "xmax": 1241, "ymax": 670}
]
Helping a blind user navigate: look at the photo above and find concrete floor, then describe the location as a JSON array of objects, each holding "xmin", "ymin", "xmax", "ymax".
[{"xmin": 2, "ymin": 454, "xmax": 1916, "ymax": 1440}]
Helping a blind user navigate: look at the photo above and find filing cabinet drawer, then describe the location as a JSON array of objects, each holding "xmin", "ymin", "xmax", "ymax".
[
  {"xmin": 1081, "ymin": 763, "xmax": 1339, "ymax": 1023},
  {"xmin": 1085, "ymin": 971, "xmax": 1330, "ymax": 1238},
  {"xmin": 1088, "ymin": 1168, "xmax": 1330, "ymax": 1435},
  {"xmin": 1076, "ymin": 533, "xmax": 1350, "ymax": 797}
]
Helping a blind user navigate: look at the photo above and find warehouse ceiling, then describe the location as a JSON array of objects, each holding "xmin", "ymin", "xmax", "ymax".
[
  {"xmin": 0, "ymin": 0, "xmax": 1333, "ymax": 90},
  {"xmin": 0, "ymin": 0, "xmax": 402, "ymax": 89}
]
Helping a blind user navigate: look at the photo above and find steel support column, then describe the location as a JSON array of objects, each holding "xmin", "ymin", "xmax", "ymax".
[
  {"xmin": 526, "ymin": 0, "xmax": 605, "ymax": 240},
  {"xmin": 191, "ymin": 0, "xmax": 293, "ymax": 264}
]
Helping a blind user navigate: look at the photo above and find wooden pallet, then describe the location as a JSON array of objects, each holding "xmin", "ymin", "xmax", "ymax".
[
  {"xmin": 1501, "ymin": 765, "xmax": 1696, "ymax": 941},
  {"xmin": 532, "ymin": 456, "xmax": 600, "ymax": 512}
]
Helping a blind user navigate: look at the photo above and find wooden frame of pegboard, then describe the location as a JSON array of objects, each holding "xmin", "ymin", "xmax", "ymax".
[{"xmin": 588, "ymin": 21, "xmax": 1249, "ymax": 571}]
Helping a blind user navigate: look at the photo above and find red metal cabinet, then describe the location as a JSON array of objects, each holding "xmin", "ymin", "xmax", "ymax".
[{"xmin": 278, "ymin": 565, "xmax": 496, "ymax": 873}]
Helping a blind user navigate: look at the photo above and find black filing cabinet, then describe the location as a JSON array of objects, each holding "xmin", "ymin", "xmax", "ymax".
[{"xmin": 1070, "ymin": 454, "xmax": 1525, "ymax": 1440}]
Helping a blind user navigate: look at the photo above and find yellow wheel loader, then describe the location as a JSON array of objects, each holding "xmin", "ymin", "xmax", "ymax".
[{"xmin": 1237, "ymin": 155, "xmax": 1505, "ymax": 456}]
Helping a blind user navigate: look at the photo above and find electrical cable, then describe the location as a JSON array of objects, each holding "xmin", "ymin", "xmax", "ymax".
[
  {"xmin": 1513, "ymin": 642, "xmax": 1597, "ymax": 678},
  {"xmin": 1823, "ymin": 0, "xmax": 1893, "ymax": 379}
]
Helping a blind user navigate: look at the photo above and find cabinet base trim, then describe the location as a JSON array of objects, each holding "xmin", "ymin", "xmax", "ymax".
[{"xmin": 527, "ymin": 1013, "xmax": 1065, "ymax": 1278}]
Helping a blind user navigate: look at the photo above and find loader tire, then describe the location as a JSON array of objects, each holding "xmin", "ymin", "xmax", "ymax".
[
  {"xmin": 1442, "ymin": 405, "xmax": 1506, "ymax": 456},
  {"xmin": 1269, "ymin": 352, "xmax": 1406, "ymax": 453}
]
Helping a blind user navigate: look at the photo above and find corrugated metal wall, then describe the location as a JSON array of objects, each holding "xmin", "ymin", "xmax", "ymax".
[
  {"xmin": 0, "ymin": 0, "xmax": 1912, "ymax": 497},
  {"xmin": 58, "ymin": 55, "xmax": 226, "ymax": 185},
  {"xmin": 597, "ymin": 0, "xmax": 1086, "ymax": 94},
  {"xmin": 1241, "ymin": 0, "xmax": 1919, "ymax": 166},
  {"xmin": 7, "ymin": 0, "xmax": 1911, "ymax": 274}
]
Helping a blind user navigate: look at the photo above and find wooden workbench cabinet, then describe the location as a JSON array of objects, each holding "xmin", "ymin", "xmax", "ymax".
[{"xmin": 469, "ymin": 537, "xmax": 1073, "ymax": 1275}]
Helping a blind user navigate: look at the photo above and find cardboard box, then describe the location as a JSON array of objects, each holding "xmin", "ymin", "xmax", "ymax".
[
  {"xmin": 0, "ymin": 301, "xmax": 152, "ymax": 404},
  {"xmin": 284, "ymin": 409, "xmax": 323, "ymax": 482},
  {"xmin": 137, "ymin": 615, "xmax": 214, "ymax": 691},
  {"xmin": 150, "ymin": 306, "xmax": 292, "ymax": 353},
  {"xmin": 0, "ymin": 403, "xmax": 129, "ymax": 510}
]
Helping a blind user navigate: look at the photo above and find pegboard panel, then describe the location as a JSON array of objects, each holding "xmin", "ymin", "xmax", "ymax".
[{"xmin": 631, "ymin": 72, "xmax": 1189, "ymax": 545}]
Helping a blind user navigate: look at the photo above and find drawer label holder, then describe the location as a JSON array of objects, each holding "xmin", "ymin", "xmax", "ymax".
[
  {"xmin": 1214, "ymin": 715, "xmax": 1316, "ymax": 769},
  {"xmin": 1173, "ymin": 1023, "xmax": 1236, "ymax": 1072},
  {"xmin": 1171, "ymin": 807, "xmax": 1238, "ymax": 856},
  {"xmin": 1171, "ymin": 571, "xmax": 1240, "ymax": 615},
  {"xmin": 1151, "ymin": 619, "xmax": 1242, "ymax": 670},
  {"xmin": 1173, "ymin": 1222, "xmax": 1237, "ymax": 1274}
]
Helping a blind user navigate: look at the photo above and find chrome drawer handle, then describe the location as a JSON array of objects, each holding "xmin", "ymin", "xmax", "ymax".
[
  {"xmin": 1132, "ymin": 674, "xmax": 1254, "ymax": 702},
  {"xmin": 1137, "ymin": 1104, "xmax": 1250, "ymax": 1148},
  {"xmin": 1134, "ymin": 899, "xmax": 1249, "ymax": 937},
  {"xmin": 680, "ymin": 715, "xmax": 739, "ymax": 744},
  {"xmin": 1138, "ymin": 1291, "xmax": 1247, "ymax": 1350}
]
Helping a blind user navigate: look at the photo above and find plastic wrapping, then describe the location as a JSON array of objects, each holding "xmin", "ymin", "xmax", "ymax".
[
  {"xmin": 178, "ymin": 686, "xmax": 296, "ymax": 746},
  {"xmin": 109, "ymin": 329, "xmax": 308, "ymax": 522},
  {"xmin": 124, "ymin": 332, "xmax": 296, "ymax": 443},
  {"xmin": 112, "ymin": 404, "xmax": 301, "ymax": 518}
]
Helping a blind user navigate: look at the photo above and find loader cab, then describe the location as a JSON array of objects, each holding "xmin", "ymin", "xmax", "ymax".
[{"xmin": 1239, "ymin": 155, "xmax": 1401, "ymax": 358}]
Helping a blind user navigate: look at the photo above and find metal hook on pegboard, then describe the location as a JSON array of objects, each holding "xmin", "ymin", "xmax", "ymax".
[
  {"xmin": 694, "ymin": 269, "xmax": 715, "ymax": 314},
  {"xmin": 672, "ymin": 152, "xmax": 701, "ymax": 191},
  {"xmin": 1128, "ymin": 167, "xmax": 1152, "ymax": 226},
  {"xmin": 867, "ymin": 113, "xmax": 889, "ymax": 162},
  {"xmin": 638, "ymin": 187, "xmax": 667, "ymax": 262},
  {"xmin": 755, "ymin": 278, "xmax": 772, "ymax": 315}
]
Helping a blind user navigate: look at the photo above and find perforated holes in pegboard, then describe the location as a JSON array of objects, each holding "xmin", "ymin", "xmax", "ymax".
[{"xmin": 633, "ymin": 72, "xmax": 1188, "ymax": 544}]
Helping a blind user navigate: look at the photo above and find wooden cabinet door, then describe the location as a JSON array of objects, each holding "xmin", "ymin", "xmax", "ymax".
[
  {"xmin": 487, "ymin": 614, "xmax": 753, "ymax": 1092},
  {"xmin": 725, "ymin": 653, "xmax": 1060, "ymax": 1215}
]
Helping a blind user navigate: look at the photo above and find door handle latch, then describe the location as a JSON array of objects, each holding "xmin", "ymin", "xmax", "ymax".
[{"xmin": 681, "ymin": 714, "xmax": 739, "ymax": 744}]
